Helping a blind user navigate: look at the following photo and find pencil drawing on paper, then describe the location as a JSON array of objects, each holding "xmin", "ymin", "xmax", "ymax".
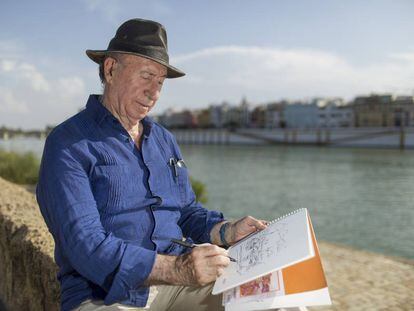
[{"xmin": 235, "ymin": 223, "xmax": 288, "ymax": 275}]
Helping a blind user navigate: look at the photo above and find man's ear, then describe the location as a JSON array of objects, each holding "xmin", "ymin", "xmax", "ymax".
[{"xmin": 103, "ymin": 57, "xmax": 117, "ymax": 84}]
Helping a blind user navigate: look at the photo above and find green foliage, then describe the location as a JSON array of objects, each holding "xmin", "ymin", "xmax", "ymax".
[
  {"xmin": 190, "ymin": 176, "xmax": 208, "ymax": 204},
  {"xmin": 0, "ymin": 150, "xmax": 40, "ymax": 184},
  {"xmin": 0, "ymin": 149, "xmax": 210, "ymax": 206}
]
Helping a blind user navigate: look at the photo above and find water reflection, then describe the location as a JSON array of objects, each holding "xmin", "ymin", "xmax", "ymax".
[{"xmin": 1, "ymin": 138, "xmax": 413, "ymax": 259}]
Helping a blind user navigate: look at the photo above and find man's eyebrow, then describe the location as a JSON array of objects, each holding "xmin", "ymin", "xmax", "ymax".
[
  {"xmin": 141, "ymin": 69, "xmax": 167, "ymax": 78},
  {"xmin": 153, "ymin": 72, "xmax": 167, "ymax": 78}
]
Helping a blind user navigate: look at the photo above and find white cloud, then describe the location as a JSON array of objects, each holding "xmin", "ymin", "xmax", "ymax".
[
  {"xmin": 0, "ymin": 56, "xmax": 86, "ymax": 129},
  {"xmin": 2, "ymin": 40, "xmax": 414, "ymax": 128},
  {"xmin": 0, "ymin": 38, "xmax": 89, "ymax": 129},
  {"xmin": 18, "ymin": 63, "xmax": 50, "ymax": 92},
  {"xmin": 0, "ymin": 60, "xmax": 16, "ymax": 72},
  {"xmin": 159, "ymin": 45, "xmax": 414, "ymax": 110},
  {"xmin": 56, "ymin": 77, "xmax": 85, "ymax": 97},
  {"xmin": 0, "ymin": 88, "xmax": 29, "ymax": 114},
  {"xmin": 0, "ymin": 59, "xmax": 50, "ymax": 92},
  {"xmin": 389, "ymin": 52, "xmax": 414, "ymax": 63}
]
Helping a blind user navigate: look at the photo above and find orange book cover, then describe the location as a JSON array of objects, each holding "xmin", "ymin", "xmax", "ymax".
[
  {"xmin": 223, "ymin": 215, "xmax": 331, "ymax": 310},
  {"xmin": 282, "ymin": 216, "xmax": 328, "ymax": 294}
]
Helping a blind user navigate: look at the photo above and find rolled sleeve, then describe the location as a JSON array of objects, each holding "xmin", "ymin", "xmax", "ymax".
[
  {"xmin": 104, "ymin": 243, "xmax": 156, "ymax": 304},
  {"xmin": 37, "ymin": 137, "xmax": 156, "ymax": 304},
  {"xmin": 179, "ymin": 199, "xmax": 225, "ymax": 244}
]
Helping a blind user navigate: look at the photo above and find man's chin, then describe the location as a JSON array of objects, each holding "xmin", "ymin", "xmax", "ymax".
[
  {"xmin": 129, "ymin": 112, "xmax": 148, "ymax": 123},
  {"xmin": 129, "ymin": 107, "xmax": 149, "ymax": 119}
]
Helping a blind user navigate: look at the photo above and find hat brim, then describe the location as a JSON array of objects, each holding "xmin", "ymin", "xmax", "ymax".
[{"xmin": 86, "ymin": 49, "xmax": 185, "ymax": 79}]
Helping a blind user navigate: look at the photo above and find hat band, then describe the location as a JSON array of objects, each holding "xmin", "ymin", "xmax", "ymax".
[{"xmin": 108, "ymin": 39, "xmax": 169, "ymax": 64}]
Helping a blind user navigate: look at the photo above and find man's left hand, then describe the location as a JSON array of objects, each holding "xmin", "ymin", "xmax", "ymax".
[{"xmin": 225, "ymin": 216, "xmax": 268, "ymax": 245}]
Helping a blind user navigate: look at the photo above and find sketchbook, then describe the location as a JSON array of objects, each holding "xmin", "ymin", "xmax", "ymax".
[
  {"xmin": 212, "ymin": 208, "xmax": 327, "ymax": 299},
  {"xmin": 221, "ymin": 211, "xmax": 331, "ymax": 310}
]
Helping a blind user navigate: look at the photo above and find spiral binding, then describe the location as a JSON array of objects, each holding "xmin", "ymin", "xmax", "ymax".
[{"xmin": 267, "ymin": 208, "xmax": 307, "ymax": 226}]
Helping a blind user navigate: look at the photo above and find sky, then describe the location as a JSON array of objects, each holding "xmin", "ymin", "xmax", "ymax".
[{"xmin": 1, "ymin": 0, "xmax": 414, "ymax": 129}]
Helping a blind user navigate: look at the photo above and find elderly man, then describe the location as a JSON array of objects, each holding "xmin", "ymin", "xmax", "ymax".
[{"xmin": 37, "ymin": 18, "xmax": 267, "ymax": 311}]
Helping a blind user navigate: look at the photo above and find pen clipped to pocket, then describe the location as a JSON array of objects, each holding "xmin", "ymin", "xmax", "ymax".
[
  {"xmin": 169, "ymin": 158, "xmax": 178, "ymax": 178},
  {"xmin": 169, "ymin": 158, "xmax": 187, "ymax": 179}
]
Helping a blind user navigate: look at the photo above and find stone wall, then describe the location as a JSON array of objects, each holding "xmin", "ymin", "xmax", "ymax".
[{"xmin": 0, "ymin": 177, "xmax": 59, "ymax": 311}]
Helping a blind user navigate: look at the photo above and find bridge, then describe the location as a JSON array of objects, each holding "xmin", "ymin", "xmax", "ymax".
[{"xmin": 0, "ymin": 127, "xmax": 53, "ymax": 140}]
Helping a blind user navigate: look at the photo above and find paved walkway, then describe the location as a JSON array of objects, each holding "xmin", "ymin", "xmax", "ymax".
[
  {"xmin": 146, "ymin": 240, "xmax": 414, "ymax": 311},
  {"xmin": 310, "ymin": 242, "xmax": 414, "ymax": 311}
]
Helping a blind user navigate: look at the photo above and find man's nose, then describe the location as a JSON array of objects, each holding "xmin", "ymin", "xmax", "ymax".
[{"xmin": 145, "ymin": 83, "xmax": 161, "ymax": 101}]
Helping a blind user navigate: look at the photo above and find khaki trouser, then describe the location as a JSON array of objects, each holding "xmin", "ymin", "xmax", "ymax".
[{"xmin": 73, "ymin": 283, "xmax": 224, "ymax": 311}]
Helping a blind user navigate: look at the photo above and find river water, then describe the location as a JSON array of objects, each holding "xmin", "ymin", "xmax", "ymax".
[{"xmin": 1, "ymin": 138, "xmax": 413, "ymax": 260}]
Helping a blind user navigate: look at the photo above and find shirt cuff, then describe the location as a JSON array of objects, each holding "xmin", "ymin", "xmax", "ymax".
[
  {"xmin": 203, "ymin": 210, "xmax": 226, "ymax": 244},
  {"xmin": 104, "ymin": 244, "xmax": 157, "ymax": 305}
]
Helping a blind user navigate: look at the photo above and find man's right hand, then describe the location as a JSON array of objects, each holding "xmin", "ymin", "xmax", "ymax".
[
  {"xmin": 174, "ymin": 244, "xmax": 231, "ymax": 286},
  {"xmin": 145, "ymin": 244, "xmax": 230, "ymax": 287}
]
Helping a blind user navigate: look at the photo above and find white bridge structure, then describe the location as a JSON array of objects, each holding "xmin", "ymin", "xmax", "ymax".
[{"xmin": 172, "ymin": 127, "xmax": 414, "ymax": 149}]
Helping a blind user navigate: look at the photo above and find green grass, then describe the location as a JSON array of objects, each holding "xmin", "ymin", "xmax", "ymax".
[
  {"xmin": 190, "ymin": 176, "xmax": 208, "ymax": 204},
  {"xmin": 0, "ymin": 150, "xmax": 40, "ymax": 184},
  {"xmin": 0, "ymin": 149, "xmax": 208, "ymax": 203}
]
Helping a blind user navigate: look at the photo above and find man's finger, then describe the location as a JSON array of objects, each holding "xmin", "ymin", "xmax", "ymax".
[
  {"xmin": 244, "ymin": 216, "xmax": 268, "ymax": 230},
  {"xmin": 256, "ymin": 219, "xmax": 268, "ymax": 230},
  {"xmin": 209, "ymin": 254, "xmax": 230, "ymax": 268},
  {"xmin": 194, "ymin": 244, "xmax": 228, "ymax": 257}
]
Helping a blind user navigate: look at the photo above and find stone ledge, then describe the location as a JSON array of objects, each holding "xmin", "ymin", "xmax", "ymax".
[{"xmin": 0, "ymin": 177, "xmax": 59, "ymax": 311}]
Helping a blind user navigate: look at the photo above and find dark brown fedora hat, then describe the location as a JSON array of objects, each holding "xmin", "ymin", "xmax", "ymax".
[{"xmin": 86, "ymin": 18, "xmax": 185, "ymax": 78}]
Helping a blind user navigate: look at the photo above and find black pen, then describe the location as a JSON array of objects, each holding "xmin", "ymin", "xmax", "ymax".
[{"xmin": 171, "ymin": 238, "xmax": 237, "ymax": 262}]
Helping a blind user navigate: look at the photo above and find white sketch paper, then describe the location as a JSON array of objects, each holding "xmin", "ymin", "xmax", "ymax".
[{"xmin": 213, "ymin": 208, "xmax": 314, "ymax": 295}]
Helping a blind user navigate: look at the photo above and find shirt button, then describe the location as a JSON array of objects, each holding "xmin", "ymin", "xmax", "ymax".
[{"xmin": 155, "ymin": 196, "xmax": 162, "ymax": 205}]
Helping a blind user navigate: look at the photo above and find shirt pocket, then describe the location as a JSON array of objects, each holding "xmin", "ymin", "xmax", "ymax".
[{"xmin": 169, "ymin": 159, "xmax": 193, "ymax": 207}]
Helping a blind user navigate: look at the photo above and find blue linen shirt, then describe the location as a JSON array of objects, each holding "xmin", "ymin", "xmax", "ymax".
[{"xmin": 36, "ymin": 94, "xmax": 225, "ymax": 310}]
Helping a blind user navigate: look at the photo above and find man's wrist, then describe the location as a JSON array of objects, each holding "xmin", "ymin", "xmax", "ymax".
[
  {"xmin": 219, "ymin": 222, "xmax": 231, "ymax": 247},
  {"xmin": 145, "ymin": 254, "xmax": 183, "ymax": 286},
  {"xmin": 225, "ymin": 222, "xmax": 235, "ymax": 246},
  {"xmin": 210, "ymin": 220, "xmax": 227, "ymax": 245},
  {"xmin": 212, "ymin": 220, "xmax": 234, "ymax": 247}
]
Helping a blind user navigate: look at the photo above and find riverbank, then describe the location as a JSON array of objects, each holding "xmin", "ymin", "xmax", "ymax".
[
  {"xmin": 4, "ymin": 127, "xmax": 414, "ymax": 151},
  {"xmin": 0, "ymin": 177, "xmax": 413, "ymax": 310},
  {"xmin": 172, "ymin": 127, "xmax": 414, "ymax": 149},
  {"xmin": 314, "ymin": 242, "xmax": 414, "ymax": 310}
]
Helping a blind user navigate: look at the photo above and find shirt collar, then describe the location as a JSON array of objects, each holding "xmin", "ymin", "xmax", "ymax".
[
  {"xmin": 85, "ymin": 94, "xmax": 154, "ymax": 137},
  {"xmin": 85, "ymin": 94, "xmax": 113, "ymax": 125},
  {"xmin": 141, "ymin": 115, "xmax": 153, "ymax": 138}
]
